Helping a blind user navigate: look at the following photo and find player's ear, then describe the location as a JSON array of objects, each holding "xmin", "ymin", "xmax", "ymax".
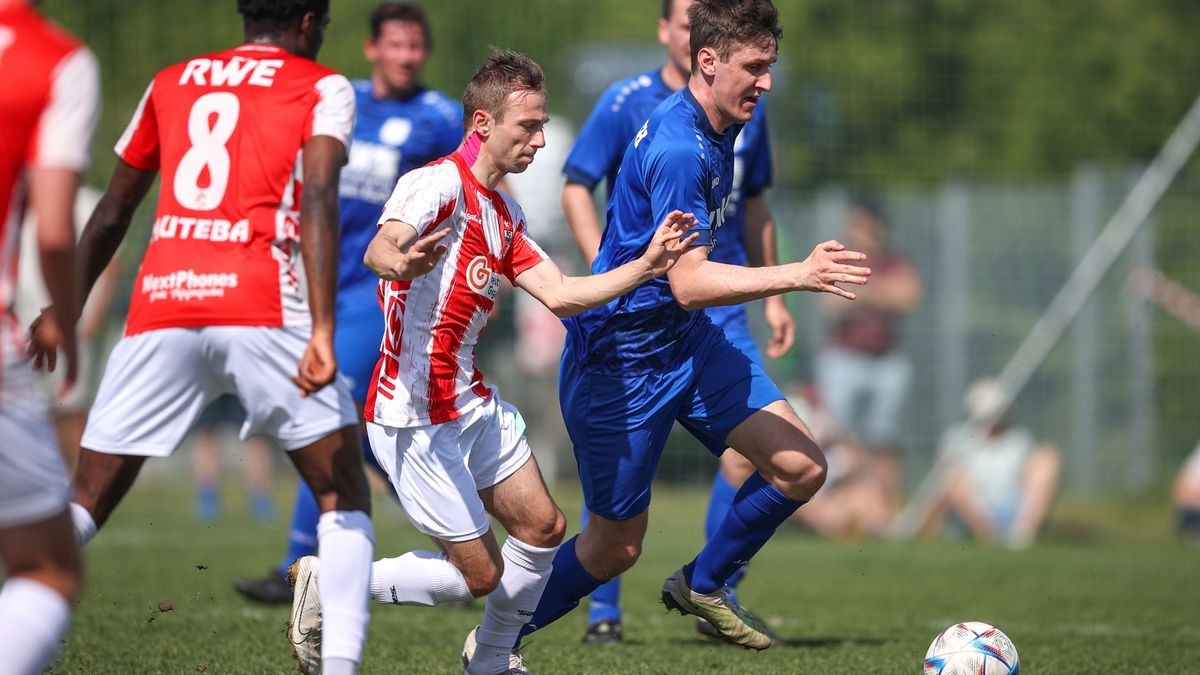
[
  {"xmin": 364, "ymin": 37, "xmax": 377, "ymax": 63},
  {"xmin": 471, "ymin": 109, "xmax": 493, "ymax": 139},
  {"xmin": 696, "ymin": 46, "xmax": 718, "ymax": 77}
]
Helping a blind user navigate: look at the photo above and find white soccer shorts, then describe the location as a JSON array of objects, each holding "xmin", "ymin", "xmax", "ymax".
[
  {"xmin": 0, "ymin": 361, "xmax": 71, "ymax": 527},
  {"xmin": 366, "ymin": 392, "xmax": 532, "ymax": 542},
  {"xmin": 82, "ymin": 325, "xmax": 357, "ymax": 456}
]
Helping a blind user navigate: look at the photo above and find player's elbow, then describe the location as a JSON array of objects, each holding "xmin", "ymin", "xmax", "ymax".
[{"xmin": 670, "ymin": 282, "xmax": 705, "ymax": 312}]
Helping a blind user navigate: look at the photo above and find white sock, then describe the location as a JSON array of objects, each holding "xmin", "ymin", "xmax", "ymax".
[
  {"xmin": 0, "ymin": 577, "xmax": 73, "ymax": 675},
  {"xmin": 321, "ymin": 657, "xmax": 357, "ymax": 675},
  {"xmin": 369, "ymin": 550, "xmax": 473, "ymax": 606},
  {"xmin": 317, "ymin": 510, "xmax": 374, "ymax": 668},
  {"xmin": 468, "ymin": 537, "xmax": 558, "ymax": 675},
  {"xmin": 70, "ymin": 502, "xmax": 96, "ymax": 546}
]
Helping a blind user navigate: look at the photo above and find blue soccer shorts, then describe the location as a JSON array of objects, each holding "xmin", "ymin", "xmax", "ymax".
[{"xmin": 559, "ymin": 318, "xmax": 783, "ymax": 521}]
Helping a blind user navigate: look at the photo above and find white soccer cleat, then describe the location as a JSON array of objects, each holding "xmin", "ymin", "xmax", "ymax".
[
  {"xmin": 461, "ymin": 625, "xmax": 532, "ymax": 675},
  {"xmin": 287, "ymin": 556, "xmax": 323, "ymax": 674},
  {"xmin": 661, "ymin": 568, "xmax": 779, "ymax": 650}
]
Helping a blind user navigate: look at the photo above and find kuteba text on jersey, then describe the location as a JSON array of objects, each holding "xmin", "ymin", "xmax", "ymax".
[
  {"xmin": 116, "ymin": 44, "xmax": 355, "ymax": 336},
  {"xmin": 365, "ymin": 152, "xmax": 548, "ymax": 427}
]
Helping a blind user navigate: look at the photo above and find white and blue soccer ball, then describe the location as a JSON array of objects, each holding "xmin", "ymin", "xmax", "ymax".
[{"xmin": 924, "ymin": 621, "xmax": 1020, "ymax": 675}]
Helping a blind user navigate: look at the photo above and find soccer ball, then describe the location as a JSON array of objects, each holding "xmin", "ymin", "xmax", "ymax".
[{"xmin": 924, "ymin": 621, "xmax": 1020, "ymax": 674}]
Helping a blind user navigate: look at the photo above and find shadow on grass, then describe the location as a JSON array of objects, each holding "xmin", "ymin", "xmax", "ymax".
[{"xmin": 663, "ymin": 635, "xmax": 887, "ymax": 649}]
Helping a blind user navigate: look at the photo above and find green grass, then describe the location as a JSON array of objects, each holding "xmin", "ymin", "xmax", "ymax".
[{"xmin": 50, "ymin": 477, "xmax": 1199, "ymax": 674}]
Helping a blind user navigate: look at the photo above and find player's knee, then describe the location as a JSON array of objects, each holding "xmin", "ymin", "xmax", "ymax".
[
  {"xmin": 527, "ymin": 507, "xmax": 567, "ymax": 549},
  {"xmin": 771, "ymin": 447, "xmax": 828, "ymax": 501},
  {"xmin": 600, "ymin": 541, "xmax": 641, "ymax": 576}
]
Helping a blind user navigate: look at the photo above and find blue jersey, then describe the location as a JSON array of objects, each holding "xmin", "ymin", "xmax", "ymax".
[
  {"xmin": 562, "ymin": 69, "xmax": 772, "ymax": 330},
  {"xmin": 337, "ymin": 80, "xmax": 462, "ymax": 295},
  {"xmin": 565, "ymin": 87, "xmax": 742, "ymax": 360}
]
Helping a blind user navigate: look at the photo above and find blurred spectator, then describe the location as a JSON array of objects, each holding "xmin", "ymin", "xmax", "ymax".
[
  {"xmin": 918, "ymin": 379, "xmax": 1062, "ymax": 549},
  {"xmin": 15, "ymin": 186, "xmax": 119, "ymax": 471},
  {"xmin": 1128, "ymin": 268, "xmax": 1200, "ymax": 548},
  {"xmin": 191, "ymin": 395, "xmax": 276, "ymax": 523},
  {"xmin": 815, "ymin": 198, "xmax": 922, "ymax": 511},
  {"xmin": 1174, "ymin": 441, "xmax": 1200, "ymax": 548},
  {"xmin": 786, "ymin": 386, "xmax": 893, "ymax": 540}
]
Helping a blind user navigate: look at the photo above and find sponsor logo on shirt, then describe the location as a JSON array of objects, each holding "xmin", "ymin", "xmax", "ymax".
[
  {"xmin": 141, "ymin": 269, "xmax": 239, "ymax": 303},
  {"xmin": 465, "ymin": 255, "xmax": 500, "ymax": 300}
]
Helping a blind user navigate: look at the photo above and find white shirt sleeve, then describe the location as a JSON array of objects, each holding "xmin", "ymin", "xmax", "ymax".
[
  {"xmin": 311, "ymin": 73, "xmax": 355, "ymax": 153},
  {"xmin": 34, "ymin": 46, "xmax": 100, "ymax": 171},
  {"xmin": 378, "ymin": 163, "xmax": 459, "ymax": 236}
]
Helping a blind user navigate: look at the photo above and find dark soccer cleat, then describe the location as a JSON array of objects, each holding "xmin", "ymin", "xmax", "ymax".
[
  {"xmin": 234, "ymin": 569, "xmax": 293, "ymax": 605},
  {"xmin": 581, "ymin": 618, "xmax": 623, "ymax": 645}
]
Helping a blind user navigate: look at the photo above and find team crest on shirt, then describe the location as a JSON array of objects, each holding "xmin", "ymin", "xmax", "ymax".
[{"xmin": 465, "ymin": 255, "xmax": 500, "ymax": 300}]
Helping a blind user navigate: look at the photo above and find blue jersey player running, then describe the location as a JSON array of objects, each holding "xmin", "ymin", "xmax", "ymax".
[
  {"xmin": 561, "ymin": 0, "xmax": 795, "ymax": 645},
  {"xmin": 519, "ymin": 0, "xmax": 871, "ymax": 652},
  {"xmin": 234, "ymin": 1, "xmax": 463, "ymax": 604}
]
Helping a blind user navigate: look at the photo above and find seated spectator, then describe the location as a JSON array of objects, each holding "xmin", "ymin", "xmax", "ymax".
[
  {"xmin": 919, "ymin": 378, "xmax": 1062, "ymax": 549},
  {"xmin": 787, "ymin": 386, "xmax": 894, "ymax": 540}
]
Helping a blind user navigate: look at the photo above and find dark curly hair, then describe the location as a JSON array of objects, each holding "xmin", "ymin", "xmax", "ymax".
[{"xmin": 236, "ymin": 0, "xmax": 330, "ymax": 31}]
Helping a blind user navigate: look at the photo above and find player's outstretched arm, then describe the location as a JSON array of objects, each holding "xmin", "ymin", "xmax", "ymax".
[
  {"xmin": 668, "ymin": 239, "xmax": 872, "ymax": 311},
  {"xmin": 364, "ymin": 220, "xmax": 452, "ymax": 281},
  {"xmin": 28, "ymin": 160, "xmax": 155, "ymax": 378},
  {"xmin": 515, "ymin": 210, "xmax": 697, "ymax": 318}
]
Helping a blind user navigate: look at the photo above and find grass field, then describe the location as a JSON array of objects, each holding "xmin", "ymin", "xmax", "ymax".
[{"xmin": 49, "ymin": 475, "xmax": 1199, "ymax": 674}]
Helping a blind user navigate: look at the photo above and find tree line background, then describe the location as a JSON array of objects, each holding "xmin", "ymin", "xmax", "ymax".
[{"xmin": 39, "ymin": 0, "xmax": 1200, "ymax": 486}]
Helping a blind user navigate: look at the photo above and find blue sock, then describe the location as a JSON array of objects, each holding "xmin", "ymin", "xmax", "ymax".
[
  {"xmin": 704, "ymin": 471, "xmax": 739, "ymax": 541},
  {"xmin": 249, "ymin": 491, "xmax": 275, "ymax": 523},
  {"xmin": 195, "ymin": 483, "xmax": 219, "ymax": 523},
  {"xmin": 587, "ymin": 578, "xmax": 622, "ymax": 624},
  {"xmin": 277, "ymin": 480, "xmax": 321, "ymax": 577},
  {"xmin": 581, "ymin": 508, "xmax": 622, "ymax": 625},
  {"xmin": 703, "ymin": 471, "xmax": 748, "ymax": 594},
  {"xmin": 518, "ymin": 536, "xmax": 603, "ymax": 645},
  {"xmin": 684, "ymin": 473, "xmax": 804, "ymax": 595}
]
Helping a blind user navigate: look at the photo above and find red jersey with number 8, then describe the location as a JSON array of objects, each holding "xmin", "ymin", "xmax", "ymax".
[{"xmin": 116, "ymin": 44, "xmax": 354, "ymax": 336}]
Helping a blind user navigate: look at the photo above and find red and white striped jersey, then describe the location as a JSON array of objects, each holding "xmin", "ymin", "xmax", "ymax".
[
  {"xmin": 116, "ymin": 44, "xmax": 355, "ymax": 336},
  {"xmin": 365, "ymin": 151, "xmax": 550, "ymax": 427},
  {"xmin": 0, "ymin": 3, "xmax": 98, "ymax": 360}
]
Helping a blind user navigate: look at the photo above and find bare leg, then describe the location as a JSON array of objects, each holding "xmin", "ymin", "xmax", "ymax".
[
  {"xmin": 73, "ymin": 448, "xmax": 148, "ymax": 530},
  {"xmin": 0, "ymin": 510, "xmax": 81, "ymax": 673},
  {"xmin": 286, "ymin": 426, "xmax": 373, "ymax": 673},
  {"xmin": 1009, "ymin": 443, "xmax": 1062, "ymax": 548}
]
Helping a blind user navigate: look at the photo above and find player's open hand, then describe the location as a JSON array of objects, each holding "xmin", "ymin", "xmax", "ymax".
[
  {"xmin": 26, "ymin": 307, "xmax": 79, "ymax": 398},
  {"xmin": 641, "ymin": 210, "xmax": 699, "ymax": 276},
  {"xmin": 293, "ymin": 333, "xmax": 337, "ymax": 397},
  {"xmin": 394, "ymin": 228, "xmax": 451, "ymax": 280},
  {"xmin": 796, "ymin": 239, "xmax": 871, "ymax": 299}
]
